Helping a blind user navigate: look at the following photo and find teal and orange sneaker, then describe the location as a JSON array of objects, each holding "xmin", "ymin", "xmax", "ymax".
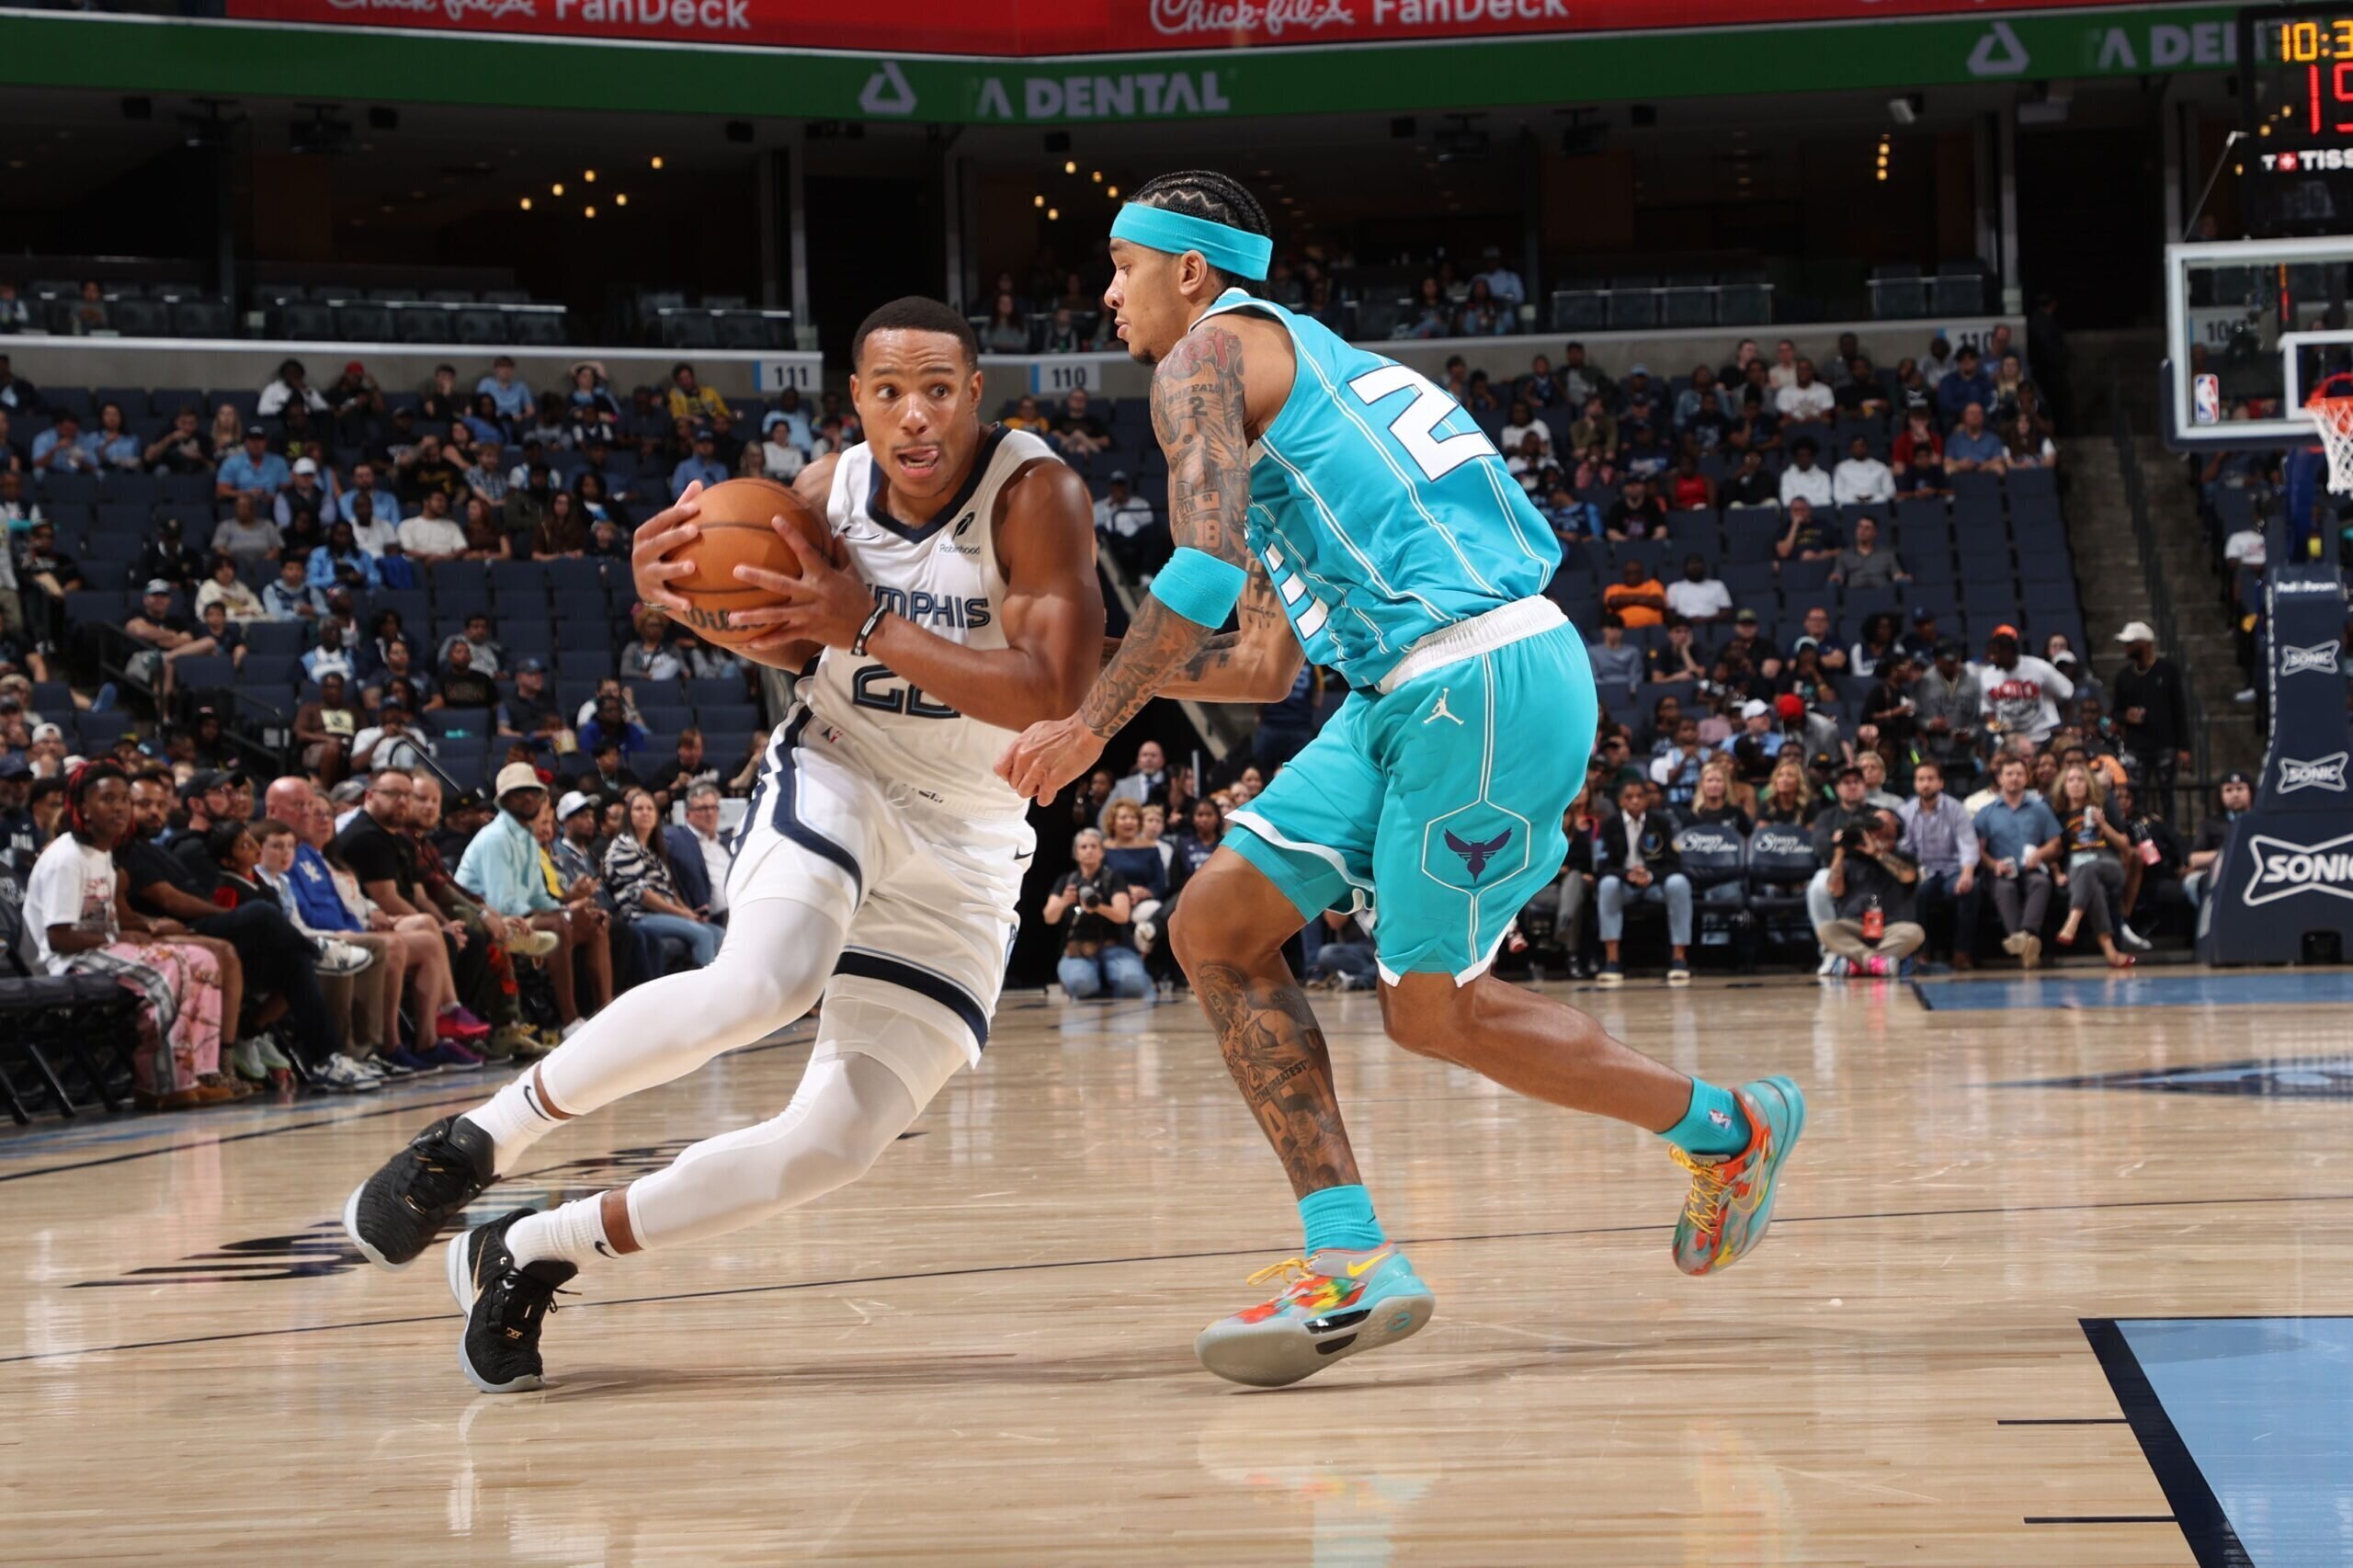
[
  {"xmin": 1671, "ymin": 1075, "xmax": 1806, "ymax": 1277},
  {"xmin": 1196, "ymin": 1246, "xmax": 1436, "ymax": 1388}
]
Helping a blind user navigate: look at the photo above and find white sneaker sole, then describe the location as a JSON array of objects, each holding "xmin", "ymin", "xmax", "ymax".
[
  {"xmin": 448, "ymin": 1227, "xmax": 547, "ymax": 1395},
  {"xmin": 342, "ymin": 1182, "xmax": 418, "ymax": 1273},
  {"xmin": 1195, "ymin": 1289, "xmax": 1436, "ymax": 1389}
]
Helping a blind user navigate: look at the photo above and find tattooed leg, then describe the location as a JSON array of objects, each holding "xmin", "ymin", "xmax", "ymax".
[
  {"xmin": 1195, "ymin": 960, "xmax": 1361, "ymax": 1199},
  {"xmin": 1168, "ymin": 852, "xmax": 1361, "ymax": 1199}
]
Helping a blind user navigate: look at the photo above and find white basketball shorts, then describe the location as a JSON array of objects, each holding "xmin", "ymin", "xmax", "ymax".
[{"xmin": 728, "ymin": 708, "xmax": 1033, "ymax": 1095}]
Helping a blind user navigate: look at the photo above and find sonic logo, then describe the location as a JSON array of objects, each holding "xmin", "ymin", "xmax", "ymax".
[{"xmin": 2243, "ymin": 831, "xmax": 2353, "ymax": 906}]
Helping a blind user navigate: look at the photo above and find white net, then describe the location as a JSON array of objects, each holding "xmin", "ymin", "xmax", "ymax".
[{"xmin": 2310, "ymin": 392, "xmax": 2353, "ymax": 496}]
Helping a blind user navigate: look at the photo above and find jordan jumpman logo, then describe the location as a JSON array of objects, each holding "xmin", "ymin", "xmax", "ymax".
[{"xmin": 1425, "ymin": 689, "xmax": 1463, "ymax": 726}]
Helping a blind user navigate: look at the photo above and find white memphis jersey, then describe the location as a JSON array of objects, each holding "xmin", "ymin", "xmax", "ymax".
[{"xmin": 802, "ymin": 424, "xmax": 1046, "ymax": 816}]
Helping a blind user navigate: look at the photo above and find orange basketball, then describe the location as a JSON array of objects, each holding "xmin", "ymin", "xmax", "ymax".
[{"xmin": 665, "ymin": 478, "xmax": 827, "ymax": 648}]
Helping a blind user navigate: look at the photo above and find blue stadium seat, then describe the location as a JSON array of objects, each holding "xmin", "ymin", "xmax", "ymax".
[
  {"xmin": 1905, "ymin": 548, "xmax": 1956, "ymax": 585},
  {"xmin": 490, "ymin": 561, "xmax": 550, "ymax": 603},
  {"xmin": 2006, "ymin": 466, "xmax": 2058, "ymax": 503},
  {"xmin": 103, "ymin": 472, "xmax": 161, "ymax": 506},
  {"xmin": 77, "ymin": 557, "xmax": 133, "ymax": 592},
  {"xmin": 95, "ymin": 503, "xmax": 152, "ymax": 537},
  {"xmin": 1722, "ymin": 512, "xmax": 1782, "ymax": 563},
  {"xmin": 434, "ymin": 596, "xmax": 494, "ymax": 632},
  {"xmin": 244, "ymin": 654, "xmax": 301, "ymax": 690},
  {"xmin": 40, "ymin": 472, "xmax": 100, "ymax": 506},
  {"xmin": 240, "ymin": 620, "xmax": 303, "ymax": 656},
  {"xmin": 170, "ymin": 655, "xmax": 237, "ymax": 692},
  {"xmin": 551, "ymin": 591, "xmax": 608, "ymax": 626},
  {"xmin": 1664, "ymin": 510, "xmax": 1719, "ymax": 556},
  {"xmin": 1846, "ymin": 586, "xmax": 1902, "ymax": 627},
  {"xmin": 65, "ymin": 590, "xmax": 131, "ymax": 626},
  {"xmin": 696, "ymin": 702, "xmax": 759, "ymax": 733},
  {"xmin": 159, "ymin": 472, "xmax": 212, "ymax": 510},
  {"xmin": 1951, "ymin": 494, "xmax": 2006, "ymax": 536},
  {"xmin": 74, "ymin": 711, "xmax": 134, "ymax": 750},
  {"xmin": 1950, "ymin": 470, "xmax": 2004, "ymax": 503},
  {"xmin": 685, "ymin": 676, "xmax": 750, "ymax": 708},
  {"xmin": 1779, "ymin": 557, "xmax": 1833, "ymax": 594}
]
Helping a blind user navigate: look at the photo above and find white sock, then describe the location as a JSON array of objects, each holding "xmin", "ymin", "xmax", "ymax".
[
  {"xmin": 460, "ymin": 1071, "xmax": 569, "ymax": 1177},
  {"xmin": 505, "ymin": 1194, "xmax": 611, "ymax": 1269}
]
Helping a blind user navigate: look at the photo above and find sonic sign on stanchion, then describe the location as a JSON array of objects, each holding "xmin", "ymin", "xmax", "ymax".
[{"xmin": 2200, "ymin": 555, "xmax": 2353, "ymax": 963}]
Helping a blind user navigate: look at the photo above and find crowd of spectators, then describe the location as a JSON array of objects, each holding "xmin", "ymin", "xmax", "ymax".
[
  {"xmin": 0, "ymin": 349, "xmax": 792, "ymax": 1119},
  {"xmin": 4, "ymin": 740, "xmax": 755, "ymax": 1114},
  {"xmin": 1024, "ymin": 324, "xmax": 2224, "ymax": 993}
]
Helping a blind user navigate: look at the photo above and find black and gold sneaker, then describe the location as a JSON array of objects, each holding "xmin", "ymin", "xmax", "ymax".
[
  {"xmin": 447, "ymin": 1207, "xmax": 574, "ymax": 1394},
  {"xmin": 342, "ymin": 1114, "xmax": 496, "ymax": 1270}
]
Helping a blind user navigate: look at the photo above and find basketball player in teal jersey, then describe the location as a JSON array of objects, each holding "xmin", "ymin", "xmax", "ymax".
[{"xmin": 1000, "ymin": 171, "xmax": 1807, "ymax": 1388}]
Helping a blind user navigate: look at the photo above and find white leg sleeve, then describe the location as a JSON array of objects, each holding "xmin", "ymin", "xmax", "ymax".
[
  {"xmin": 535, "ymin": 895, "xmax": 842, "ymax": 1119},
  {"xmin": 464, "ymin": 897, "xmax": 844, "ymax": 1175},
  {"xmin": 621, "ymin": 1049, "xmax": 920, "ymax": 1253}
]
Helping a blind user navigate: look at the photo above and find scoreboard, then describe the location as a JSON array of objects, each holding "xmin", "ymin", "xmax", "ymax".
[{"xmin": 2242, "ymin": 5, "xmax": 2353, "ymax": 233}]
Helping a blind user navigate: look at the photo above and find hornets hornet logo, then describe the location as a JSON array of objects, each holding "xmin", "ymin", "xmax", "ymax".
[{"xmin": 1444, "ymin": 827, "xmax": 1514, "ymax": 881}]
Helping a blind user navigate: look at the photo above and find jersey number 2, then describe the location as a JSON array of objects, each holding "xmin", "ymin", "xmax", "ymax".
[{"xmin": 1347, "ymin": 364, "xmax": 1493, "ymax": 483}]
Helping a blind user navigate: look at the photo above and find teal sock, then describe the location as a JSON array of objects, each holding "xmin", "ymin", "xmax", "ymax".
[
  {"xmin": 1662, "ymin": 1078, "xmax": 1751, "ymax": 1158},
  {"xmin": 1298, "ymin": 1185, "xmax": 1386, "ymax": 1256}
]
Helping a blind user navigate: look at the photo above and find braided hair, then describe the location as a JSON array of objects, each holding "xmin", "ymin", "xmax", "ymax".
[{"xmin": 1130, "ymin": 170, "xmax": 1272, "ymax": 293}]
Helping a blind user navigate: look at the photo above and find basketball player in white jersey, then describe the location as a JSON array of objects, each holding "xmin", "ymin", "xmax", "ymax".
[{"xmin": 340, "ymin": 298, "xmax": 1105, "ymax": 1392}]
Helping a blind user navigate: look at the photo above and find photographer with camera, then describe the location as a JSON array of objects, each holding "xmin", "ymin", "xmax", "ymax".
[
  {"xmin": 1818, "ymin": 807, "xmax": 1924, "ymax": 976},
  {"xmin": 1045, "ymin": 828, "xmax": 1151, "ymax": 1001},
  {"xmin": 1801, "ymin": 763, "xmax": 1877, "ymax": 973}
]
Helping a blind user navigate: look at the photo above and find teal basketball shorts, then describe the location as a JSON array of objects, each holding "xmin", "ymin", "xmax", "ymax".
[{"xmin": 1224, "ymin": 620, "xmax": 1597, "ymax": 984}]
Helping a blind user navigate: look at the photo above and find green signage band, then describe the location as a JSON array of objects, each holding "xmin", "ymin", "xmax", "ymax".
[{"xmin": 0, "ymin": 6, "xmax": 2239, "ymax": 121}]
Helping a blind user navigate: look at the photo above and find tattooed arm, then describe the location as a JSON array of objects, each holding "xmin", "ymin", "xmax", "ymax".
[
  {"xmin": 998, "ymin": 316, "xmax": 1280, "ymax": 801},
  {"xmin": 1099, "ymin": 557, "xmax": 1304, "ymax": 703}
]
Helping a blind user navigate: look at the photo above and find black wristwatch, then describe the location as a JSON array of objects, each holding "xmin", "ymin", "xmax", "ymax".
[{"xmin": 850, "ymin": 604, "xmax": 889, "ymax": 657}]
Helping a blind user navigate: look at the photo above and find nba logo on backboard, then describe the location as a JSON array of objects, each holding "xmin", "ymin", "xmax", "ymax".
[{"xmin": 2193, "ymin": 372, "xmax": 2221, "ymax": 425}]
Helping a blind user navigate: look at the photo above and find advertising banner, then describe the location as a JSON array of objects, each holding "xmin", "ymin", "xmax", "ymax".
[
  {"xmin": 0, "ymin": 6, "xmax": 2241, "ymax": 119},
  {"xmin": 219, "ymin": 0, "xmax": 2214, "ymax": 58}
]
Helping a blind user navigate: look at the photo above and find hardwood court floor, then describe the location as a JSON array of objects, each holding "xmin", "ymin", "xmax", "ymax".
[{"xmin": 3, "ymin": 970, "xmax": 2347, "ymax": 1565}]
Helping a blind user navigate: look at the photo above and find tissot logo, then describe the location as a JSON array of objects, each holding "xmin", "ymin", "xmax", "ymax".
[
  {"xmin": 2244, "ymin": 831, "xmax": 2353, "ymax": 906},
  {"xmin": 2279, "ymin": 642, "xmax": 2341, "ymax": 677},
  {"xmin": 2278, "ymin": 752, "xmax": 2348, "ymax": 794}
]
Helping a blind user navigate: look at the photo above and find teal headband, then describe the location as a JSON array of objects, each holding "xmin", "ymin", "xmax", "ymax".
[{"xmin": 1109, "ymin": 202, "xmax": 1272, "ymax": 281}]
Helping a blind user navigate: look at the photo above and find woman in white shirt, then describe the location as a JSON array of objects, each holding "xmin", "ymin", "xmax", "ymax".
[{"xmin": 24, "ymin": 763, "xmax": 232, "ymax": 1108}]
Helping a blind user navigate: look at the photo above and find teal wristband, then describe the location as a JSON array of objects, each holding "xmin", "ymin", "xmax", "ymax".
[{"xmin": 1149, "ymin": 547, "xmax": 1249, "ymax": 628}]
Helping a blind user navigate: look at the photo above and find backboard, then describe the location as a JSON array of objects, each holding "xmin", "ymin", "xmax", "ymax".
[{"xmin": 2163, "ymin": 234, "xmax": 2353, "ymax": 449}]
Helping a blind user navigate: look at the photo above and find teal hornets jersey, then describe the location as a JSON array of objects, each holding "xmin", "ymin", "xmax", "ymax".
[{"xmin": 1197, "ymin": 289, "xmax": 1561, "ymax": 689}]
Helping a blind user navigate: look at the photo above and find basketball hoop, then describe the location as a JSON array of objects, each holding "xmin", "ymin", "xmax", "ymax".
[{"xmin": 2305, "ymin": 372, "xmax": 2353, "ymax": 495}]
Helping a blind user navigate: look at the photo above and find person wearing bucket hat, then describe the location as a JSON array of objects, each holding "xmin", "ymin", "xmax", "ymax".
[{"xmin": 454, "ymin": 761, "xmax": 566, "ymax": 968}]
